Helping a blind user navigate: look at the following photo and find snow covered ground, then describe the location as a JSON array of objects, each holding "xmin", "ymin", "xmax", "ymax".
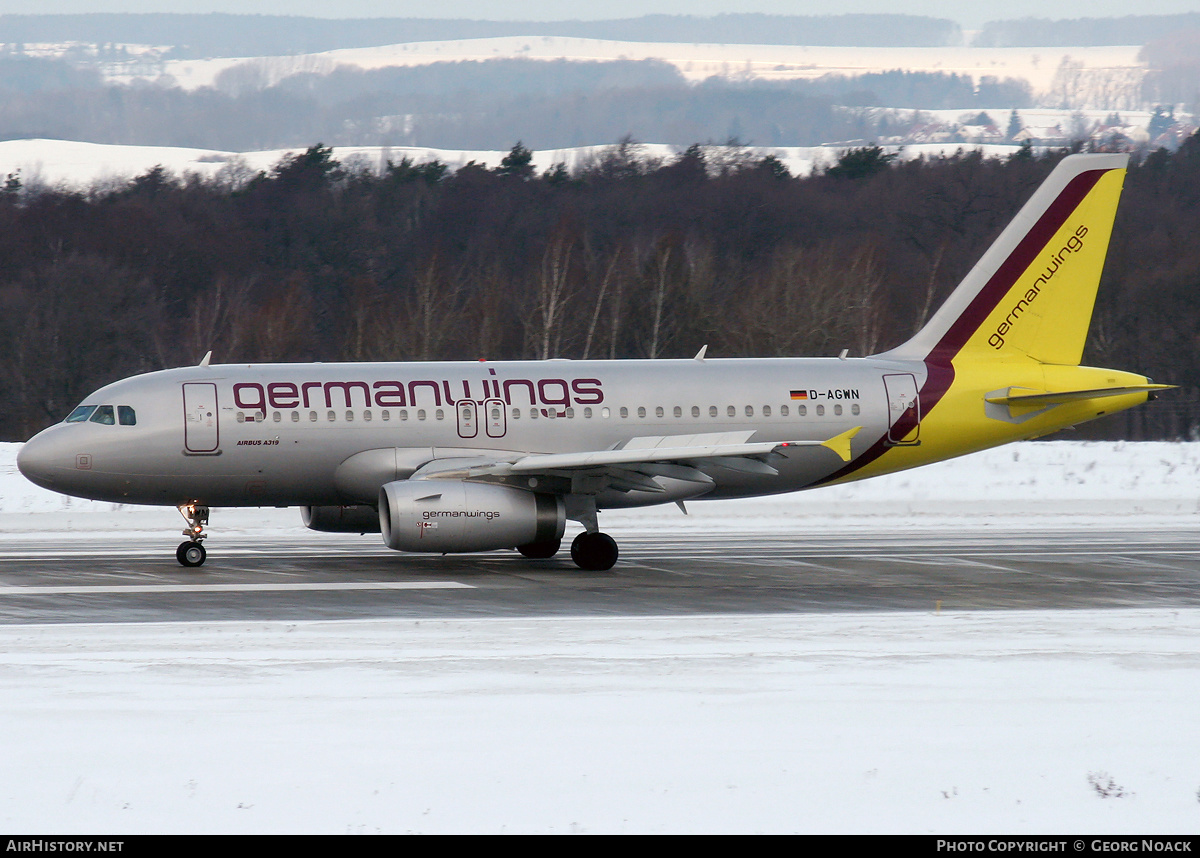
[
  {"xmin": 0, "ymin": 138, "xmax": 831, "ymax": 189},
  {"xmin": 0, "ymin": 134, "xmax": 1116, "ymax": 195},
  {"xmin": 1, "ymin": 137, "xmax": 1034, "ymax": 189},
  {"xmin": 3, "ymin": 440, "xmax": 1200, "ymax": 832},
  {"xmin": 147, "ymin": 36, "xmax": 1144, "ymax": 95}
]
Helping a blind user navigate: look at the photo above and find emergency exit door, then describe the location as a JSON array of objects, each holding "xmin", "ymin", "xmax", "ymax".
[{"xmin": 457, "ymin": 400, "xmax": 478, "ymax": 438}]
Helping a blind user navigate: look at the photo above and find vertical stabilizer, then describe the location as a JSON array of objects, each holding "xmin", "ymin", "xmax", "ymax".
[{"xmin": 883, "ymin": 153, "xmax": 1128, "ymax": 366}]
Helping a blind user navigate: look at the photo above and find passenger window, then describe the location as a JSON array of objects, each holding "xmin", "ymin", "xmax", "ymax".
[
  {"xmin": 799, "ymin": 405, "xmax": 808, "ymax": 416},
  {"xmin": 435, "ymin": 409, "xmax": 444, "ymax": 420},
  {"xmin": 619, "ymin": 407, "xmax": 628, "ymax": 419},
  {"xmin": 399, "ymin": 410, "xmax": 408, "ymax": 421},
  {"xmin": 565, "ymin": 407, "xmax": 574, "ymax": 418},
  {"xmin": 601, "ymin": 407, "xmax": 610, "ymax": 418},
  {"xmin": 583, "ymin": 407, "xmax": 593, "ymax": 418},
  {"xmin": 272, "ymin": 411, "xmax": 281, "ymax": 423},
  {"xmin": 691, "ymin": 406, "xmax": 700, "ymax": 418},
  {"xmin": 763, "ymin": 405, "xmax": 772, "ymax": 417},
  {"xmin": 834, "ymin": 404, "xmax": 843, "ymax": 416},
  {"xmin": 89, "ymin": 406, "xmax": 115, "ymax": 425},
  {"xmin": 673, "ymin": 406, "xmax": 682, "ymax": 418},
  {"xmin": 327, "ymin": 410, "xmax": 336, "ymax": 422},
  {"xmin": 346, "ymin": 410, "xmax": 354, "ymax": 422},
  {"xmin": 364, "ymin": 410, "xmax": 372, "ymax": 421},
  {"xmin": 745, "ymin": 406, "xmax": 754, "ymax": 417},
  {"xmin": 511, "ymin": 408, "xmax": 520, "ymax": 419},
  {"xmin": 816, "ymin": 405, "xmax": 825, "ymax": 416},
  {"xmin": 418, "ymin": 409, "xmax": 427, "ymax": 421},
  {"xmin": 655, "ymin": 406, "xmax": 664, "ymax": 418},
  {"xmin": 727, "ymin": 406, "xmax": 735, "ymax": 417},
  {"xmin": 66, "ymin": 405, "xmax": 96, "ymax": 423},
  {"xmin": 291, "ymin": 411, "xmax": 300, "ymax": 422},
  {"xmin": 118, "ymin": 405, "xmax": 136, "ymax": 426},
  {"xmin": 781, "ymin": 405, "xmax": 789, "ymax": 417},
  {"xmin": 851, "ymin": 404, "xmax": 860, "ymax": 415},
  {"xmin": 309, "ymin": 411, "xmax": 317, "ymax": 422},
  {"xmin": 530, "ymin": 408, "xmax": 538, "ymax": 419},
  {"xmin": 709, "ymin": 406, "xmax": 717, "ymax": 417},
  {"xmin": 382, "ymin": 410, "xmax": 390, "ymax": 421},
  {"xmin": 637, "ymin": 406, "xmax": 646, "ymax": 418}
]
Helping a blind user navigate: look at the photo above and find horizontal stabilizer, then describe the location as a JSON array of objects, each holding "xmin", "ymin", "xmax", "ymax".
[{"xmin": 985, "ymin": 385, "xmax": 1173, "ymax": 407}]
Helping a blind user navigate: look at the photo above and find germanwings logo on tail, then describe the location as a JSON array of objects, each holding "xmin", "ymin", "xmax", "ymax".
[{"xmin": 987, "ymin": 224, "xmax": 1089, "ymax": 350}]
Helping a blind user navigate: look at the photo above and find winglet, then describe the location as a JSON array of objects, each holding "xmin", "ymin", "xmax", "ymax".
[
  {"xmin": 693, "ymin": 344, "xmax": 708, "ymax": 361},
  {"xmin": 198, "ymin": 351, "xmax": 212, "ymax": 367},
  {"xmin": 819, "ymin": 426, "xmax": 861, "ymax": 463}
]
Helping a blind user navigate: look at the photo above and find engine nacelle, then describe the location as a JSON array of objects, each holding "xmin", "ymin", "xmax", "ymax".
[
  {"xmin": 379, "ymin": 479, "xmax": 564, "ymax": 553},
  {"xmin": 302, "ymin": 505, "xmax": 382, "ymax": 533}
]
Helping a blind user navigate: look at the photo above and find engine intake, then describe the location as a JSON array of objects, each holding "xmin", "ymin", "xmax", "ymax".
[{"xmin": 379, "ymin": 479, "xmax": 564, "ymax": 553}]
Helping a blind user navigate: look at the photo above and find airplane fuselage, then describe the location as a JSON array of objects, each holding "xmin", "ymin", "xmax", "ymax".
[
  {"xmin": 18, "ymin": 357, "xmax": 905, "ymax": 507},
  {"xmin": 18, "ymin": 353, "xmax": 1148, "ymax": 511}
]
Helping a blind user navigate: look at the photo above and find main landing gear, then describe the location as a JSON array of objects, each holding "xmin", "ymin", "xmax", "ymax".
[
  {"xmin": 517, "ymin": 538, "xmax": 561, "ymax": 559},
  {"xmin": 176, "ymin": 503, "xmax": 210, "ymax": 567},
  {"xmin": 515, "ymin": 532, "xmax": 619, "ymax": 571},
  {"xmin": 570, "ymin": 531, "xmax": 619, "ymax": 571}
]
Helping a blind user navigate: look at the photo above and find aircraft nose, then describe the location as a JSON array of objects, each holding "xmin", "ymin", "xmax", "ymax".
[{"xmin": 16, "ymin": 428, "xmax": 73, "ymax": 491}]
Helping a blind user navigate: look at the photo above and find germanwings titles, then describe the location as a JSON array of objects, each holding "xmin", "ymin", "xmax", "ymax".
[{"xmin": 17, "ymin": 154, "xmax": 1166, "ymax": 571}]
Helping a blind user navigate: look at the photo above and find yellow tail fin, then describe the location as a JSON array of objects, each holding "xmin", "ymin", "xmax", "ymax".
[{"xmin": 885, "ymin": 154, "xmax": 1127, "ymax": 367}]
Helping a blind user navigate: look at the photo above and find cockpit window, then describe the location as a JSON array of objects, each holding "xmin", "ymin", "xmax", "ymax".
[
  {"xmin": 89, "ymin": 405, "xmax": 116, "ymax": 425},
  {"xmin": 65, "ymin": 405, "xmax": 97, "ymax": 423},
  {"xmin": 118, "ymin": 405, "xmax": 136, "ymax": 426}
]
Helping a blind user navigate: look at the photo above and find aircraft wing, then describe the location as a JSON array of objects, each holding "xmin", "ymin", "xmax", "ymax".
[
  {"xmin": 506, "ymin": 426, "xmax": 860, "ymax": 471},
  {"xmin": 408, "ymin": 427, "xmax": 861, "ymax": 492}
]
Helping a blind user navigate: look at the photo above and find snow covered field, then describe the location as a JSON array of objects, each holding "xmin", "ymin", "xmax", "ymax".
[
  {"xmin": 0, "ymin": 137, "xmax": 1021, "ymax": 189},
  {"xmin": 149, "ymin": 36, "xmax": 1144, "ymax": 95},
  {"xmin": 3, "ymin": 440, "xmax": 1200, "ymax": 832}
]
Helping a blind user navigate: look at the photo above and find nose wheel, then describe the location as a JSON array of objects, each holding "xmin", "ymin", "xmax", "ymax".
[
  {"xmin": 176, "ymin": 540, "xmax": 207, "ymax": 567},
  {"xmin": 176, "ymin": 503, "xmax": 210, "ymax": 567}
]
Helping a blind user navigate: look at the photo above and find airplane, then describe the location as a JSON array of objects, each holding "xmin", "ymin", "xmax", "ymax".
[{"xmin": 16, "ymin": 153, "xmax": 1169, "ymax": 572}]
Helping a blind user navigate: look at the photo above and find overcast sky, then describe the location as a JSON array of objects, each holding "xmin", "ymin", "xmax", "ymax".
[{"xmin": 1, "ymin": 1, "xmax": 1197, "ymax": 31}]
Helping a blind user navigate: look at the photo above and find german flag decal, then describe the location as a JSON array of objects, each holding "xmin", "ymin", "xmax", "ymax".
[{"xmin": 790, "ymin": 390, "xmax": 808, "ymax": 400}]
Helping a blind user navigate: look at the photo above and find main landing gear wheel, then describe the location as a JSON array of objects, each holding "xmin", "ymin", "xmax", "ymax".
[
  {"xmin": 570, "ymin": 532, "xmax": 618, "ymax": 571},
  {"xmin": 517, "ymin": 538, "xmax": 561, "ymax": 559},
  {"xmin": 177, "ymin": 541, "xmax": 206, "ymax": 567}
]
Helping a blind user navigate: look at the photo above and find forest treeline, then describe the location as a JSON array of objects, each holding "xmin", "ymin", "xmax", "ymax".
[
  {"xmin": 1, "ymin": 139, "xmax": 1198, "ymax": 442},
  {"xmin": 0, "ymin": 55, "xmax": 1033, "ymax": 151},
  {"xmin": 1139, "ymin": 32, "xmax": 1200, "ymax": 116},
  {"xmin": 973, "ymin": 14, "xmax": 1200, "ymax": 47}
]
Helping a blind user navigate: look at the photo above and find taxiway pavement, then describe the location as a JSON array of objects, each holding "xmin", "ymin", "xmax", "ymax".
[{"xmin": 0, "ymin": 528, "xmax": 1197, "ymax": 624}]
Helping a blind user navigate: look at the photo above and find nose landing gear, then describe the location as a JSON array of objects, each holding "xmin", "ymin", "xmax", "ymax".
[{"xmin": 176, "ymin": 503, "xmax": 210, "ymax": 567}]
